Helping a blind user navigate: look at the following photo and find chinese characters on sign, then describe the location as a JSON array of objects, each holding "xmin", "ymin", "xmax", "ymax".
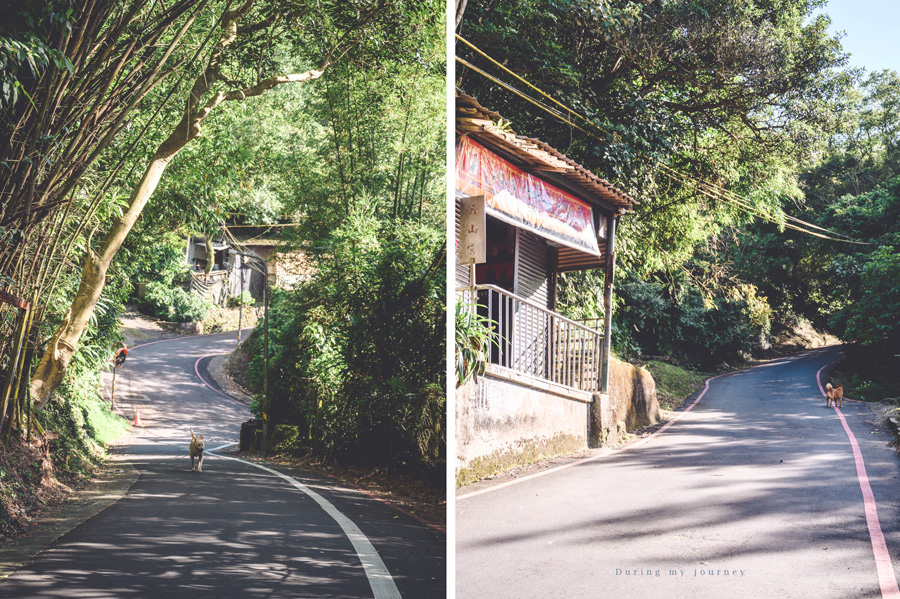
[
  {"xmin": 456, "ymin": 137, "xmax": 601, "ymax": 256},
  {"xmin": 459, "ymin": 195, "xmax": 486, "ymax": 265}
]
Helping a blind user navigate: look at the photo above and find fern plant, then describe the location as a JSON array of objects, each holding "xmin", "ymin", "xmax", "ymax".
[{"xmin": 455, "ymin": 300, "xmax": 499, "ymax": 387}]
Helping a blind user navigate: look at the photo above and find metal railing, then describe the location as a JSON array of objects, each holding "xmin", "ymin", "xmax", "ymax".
[{"xmin": 458, "ymin": 284, "xmax": 603, "ymax": 392}]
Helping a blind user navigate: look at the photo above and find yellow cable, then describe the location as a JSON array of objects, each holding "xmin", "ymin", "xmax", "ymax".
[
  {"xmin": 455, "ymin": 38, "xmax": 868, "ymax": 245},
  {"xmin": 457, "ymin": 57, "xmax": 590, "ymax": 134}
]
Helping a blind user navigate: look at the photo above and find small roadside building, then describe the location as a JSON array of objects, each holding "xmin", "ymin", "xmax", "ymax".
[
  {"xmin": 183, "ymin": 231, "xmax": 313, "ymax": 303},
  {"xmin": 455, "ymin": 92, "xmax": 657, "ymax": 481}
]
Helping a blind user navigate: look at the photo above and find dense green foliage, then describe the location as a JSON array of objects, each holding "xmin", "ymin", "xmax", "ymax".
[
  {"xmin": 37, "ymin": 287, "xmax": 130, "ymax": 475},
  {"xmin": 455, "ymin": 301, "xmax": 498, "ymax": 387},
  {"xmin": 0, "ymin": 0, "xmax": 74, "ymax": 109},
  {"xmin": 227, "ymin": 2, "xmax": 446, "ymax": 475},
  {"xmin": 144, "ymin": 283, "xmax": 212, "ymax": 323},
  {"xmin": 0, "ymin": 0, "xmax": 445, "ymax": 498},
  {"xmin": 116, "ymin": 240, "xmax": 214, "ymax": 323},
  {"xmin": 243, "ymin": 215, "xmax": 445, "ymax": 476},
  {"xmin": 726, "ymin": 72, "xmax": 900, "ymax": 396},
  {"xmin": 227, "ymin": 291, "xmax": 255, "ymax": 308},
  {"xmin": 460, "ymin": 0, "xmax": 849, "ymax": 265},
  {"xmin": 458, "ymin": 0, "xmax": 900, "ymax": 378}
]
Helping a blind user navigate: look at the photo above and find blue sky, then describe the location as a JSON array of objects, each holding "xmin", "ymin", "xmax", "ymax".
[{"xmin": 816, "ymin": 0, "xmax": 900, "ymax": 73}]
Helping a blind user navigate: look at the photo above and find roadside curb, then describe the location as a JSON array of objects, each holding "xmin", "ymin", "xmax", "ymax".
[{"xmin": 0, "ymin": 459, "xmax": 140, "ymax": 579}]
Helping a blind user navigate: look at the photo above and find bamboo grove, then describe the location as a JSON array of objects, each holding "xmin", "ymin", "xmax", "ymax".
[
  {"xmin": 0, "ymin": 0, "xmax": 205, "ymax": 441},
  {"xmin": 0, "ymin": 0, "xmax": 445, "ymax": 462}
]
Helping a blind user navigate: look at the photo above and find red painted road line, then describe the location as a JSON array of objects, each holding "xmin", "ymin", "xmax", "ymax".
[
  {"xmin": 109, "ymin": 330, "xmax": 252, "ymax": 365},
  {"xmin": 193, "ymin": 354, "xmax": 248, "ymax": 405},
  {"xmin": 127, "ymin": 328, "xmax": 253, "ymax": 353},
  {"xmin": 457, "ymin": 372, "xmax": 727, "ymax": 501},
  {"xmin": 817, "ymin": 362, "xmax": 900, "ymax": 599},
  {"xmin": 457, "ymin": 350, "xmax": 900, "ymax": 596}
]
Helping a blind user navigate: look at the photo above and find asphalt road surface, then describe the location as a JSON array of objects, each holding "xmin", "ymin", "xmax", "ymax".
[
  {"xmin": 2, "ymin": 331, "xmax": 445, "ymax": 598},
  {"xmin": 456, "ymin": 346, "xmax": 900, "ymax": 599}
]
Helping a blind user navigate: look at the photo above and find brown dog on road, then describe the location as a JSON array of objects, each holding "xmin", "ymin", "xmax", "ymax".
[
  {"xmin": 190, "ymin": 427, "xmax": 205, "ymax": 472},
  {"xmin": 826, "ymin": 383, "xmax": 844, "ymax": 408}
]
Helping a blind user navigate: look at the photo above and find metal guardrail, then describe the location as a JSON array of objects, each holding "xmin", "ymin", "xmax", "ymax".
[{"xmin": 458, "ymin": 284, "xmax": 603, "ymax": 392}]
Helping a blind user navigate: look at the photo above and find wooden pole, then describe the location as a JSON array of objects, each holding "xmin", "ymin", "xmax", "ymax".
[
  {"xmin": 237, "ymin": 257, "xmax": 244, "ymax": 348},
  {"xmin": 26, "ymin": 371, "xmax": 32, "ymax": 443},
  {"xmin": 263, "ymin": 262, "xmax": 269, "ymax": 447},
  {"xmin": 600, "ymin": 215, "xmax": 617, "ymax": 394},
  {"xmin": 0, "ymin": 307, "xmax": 29, "ymax": 435},
  {"xmin": 9, "ymin": 309, "xmax": 32, "ymax": 433},
  {"xmin": 111, "ymin": 366, "xmax": 117, "ymax": 409}
]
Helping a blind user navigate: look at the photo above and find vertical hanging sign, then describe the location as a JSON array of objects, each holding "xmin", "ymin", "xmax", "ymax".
[{"xmin": 459, "ymin": 195, "xmax": 486, "ymax": 265}]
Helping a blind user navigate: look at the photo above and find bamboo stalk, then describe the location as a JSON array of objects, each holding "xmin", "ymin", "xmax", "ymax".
[{"xmin": 0, "ymin": 307, "xmax": 29, "ymax": 436}]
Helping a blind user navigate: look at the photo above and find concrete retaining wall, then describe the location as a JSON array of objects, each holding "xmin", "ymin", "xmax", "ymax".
[
  {"xmin": 457, "ymin": 357, "xmax": 662, "ymax": 485},
  {"xmin": 590, "ymin": 357, "xmax": 661, "ymax": 446},
  {"xmin": 456, "ymin": 365, "xmax": 591, "ymax": 485}
]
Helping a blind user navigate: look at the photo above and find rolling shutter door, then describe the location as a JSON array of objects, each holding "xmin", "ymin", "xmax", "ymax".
[
  {"xmin": 511, "ymin": 229, "xmax": 549, "ymax": 379},
  {"xmin": 515, "ymin": 229, "xmax": 549, "ymax": 308}
]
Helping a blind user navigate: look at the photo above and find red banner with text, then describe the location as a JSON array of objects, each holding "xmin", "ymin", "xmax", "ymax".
[{"xmin": 456, "ymin": 137, "xmax": 600, "ymax": 256}]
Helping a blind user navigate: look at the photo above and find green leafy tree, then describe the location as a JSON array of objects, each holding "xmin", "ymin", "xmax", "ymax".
[
  {"xmin": 244, "ymin": 212, "xmax": 445, "ymax": 474},
  {"xmin": 30, "ymin": 0, "xmax": 414, "ymax": 409},
  {"xmin": 842, "ymin": 246, "xmax": 900, "ymax": 346},
  {"xmin": 459, "ymin": 0, "xmax": 854, "ymax": 366}
]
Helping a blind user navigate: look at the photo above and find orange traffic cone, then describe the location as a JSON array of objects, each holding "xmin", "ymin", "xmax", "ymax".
[{"xmin": 133, "ymin": 408, "xmax": 143, "ymax": 427}]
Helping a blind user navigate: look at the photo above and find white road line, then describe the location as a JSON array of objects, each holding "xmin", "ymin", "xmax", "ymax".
[{"xmin": 209, "ymin": 449, "xmax": 402, "ymax": 599}]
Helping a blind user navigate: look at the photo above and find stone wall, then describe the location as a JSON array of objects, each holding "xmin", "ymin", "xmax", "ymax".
[{"xmin": 591, "ymin": 357, "xmax": 661, "ymax": 446}]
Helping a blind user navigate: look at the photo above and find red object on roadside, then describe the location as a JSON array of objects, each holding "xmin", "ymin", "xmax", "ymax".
[{"xmin": 114, "ymin": 345, "xmax": 128, "ymax": 368}]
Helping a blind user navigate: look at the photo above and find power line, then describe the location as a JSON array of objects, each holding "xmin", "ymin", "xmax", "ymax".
[{"xmin": 455, "ymin": 35, "xmax": 869, "ymax": 245}]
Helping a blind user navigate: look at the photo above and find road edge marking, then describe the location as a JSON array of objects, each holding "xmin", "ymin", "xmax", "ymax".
[
  {"xmin": 200, "ymin": 373, "xmax": 445, "ymax": 533},
  {"xmin": 209, "ymin": 450, "xmax": 402, "ymax": 599},
  {"xmin": 126, "ymin": 328, "xmax": 254, "ymax": 352},
  {"xmin": 193, "ymin": 354, "xmax": 249, "ymax": 405},
  {"xmin": 817, "ymin": 362, "xmax": 900, "ymax": 599}
]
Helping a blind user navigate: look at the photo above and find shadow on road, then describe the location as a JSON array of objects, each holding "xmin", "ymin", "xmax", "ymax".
[{"xmin": 457, "ymin": 347, "xmax": 900, "ymax": 598}]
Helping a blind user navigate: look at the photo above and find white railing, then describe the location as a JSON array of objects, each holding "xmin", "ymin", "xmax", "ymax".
[{"xmin": 458, "ymin": 284, "xmax": 603, "ymax": 392}]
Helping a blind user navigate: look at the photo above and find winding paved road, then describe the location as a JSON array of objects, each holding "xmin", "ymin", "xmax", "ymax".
[
  {"xmin": 2, "ymin": 331, "xmax": 445, "ymax": 598},
  {"xmin": 456, "ymin": 346, "xmax": 900, "ymax": 599}
]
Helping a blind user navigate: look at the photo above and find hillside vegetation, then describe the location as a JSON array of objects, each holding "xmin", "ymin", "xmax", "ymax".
[
  {"xmin": 458, "ymin": 0, "xmax": 898, "ymax": 400},
  {"xmin": 0, "ymin": 0, "xmax": 445, "ymax": 533}
]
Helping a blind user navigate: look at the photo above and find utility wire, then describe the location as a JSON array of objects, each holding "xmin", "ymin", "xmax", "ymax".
[
  {"xmin": 456, "ymin": 57, "xmax": 589, "ymax": 135},
  {"xmin": 456, "ymin": 35, "xmax": 869, "ymax": 245}
]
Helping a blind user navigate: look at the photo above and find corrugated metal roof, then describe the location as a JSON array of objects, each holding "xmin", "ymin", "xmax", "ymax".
[{"xmin": 456, "ymin": 91, "xmax": 636, "ymax": 212}]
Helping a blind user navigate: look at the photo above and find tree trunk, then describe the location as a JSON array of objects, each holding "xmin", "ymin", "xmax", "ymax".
[
  {"xmin": 204, "ymin": 236, "xmax": 215, "ymax": 275},
  {"xmin": 455, "ymin": 0, "xmax": 469, "ymax": 30},
  {"xmin": 30, "ymin": 135, "xmax": 187, "ymax": 409},
  {"xmin": 28, "ymin": 0, "xmax": 374, "ymax": 408}
]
